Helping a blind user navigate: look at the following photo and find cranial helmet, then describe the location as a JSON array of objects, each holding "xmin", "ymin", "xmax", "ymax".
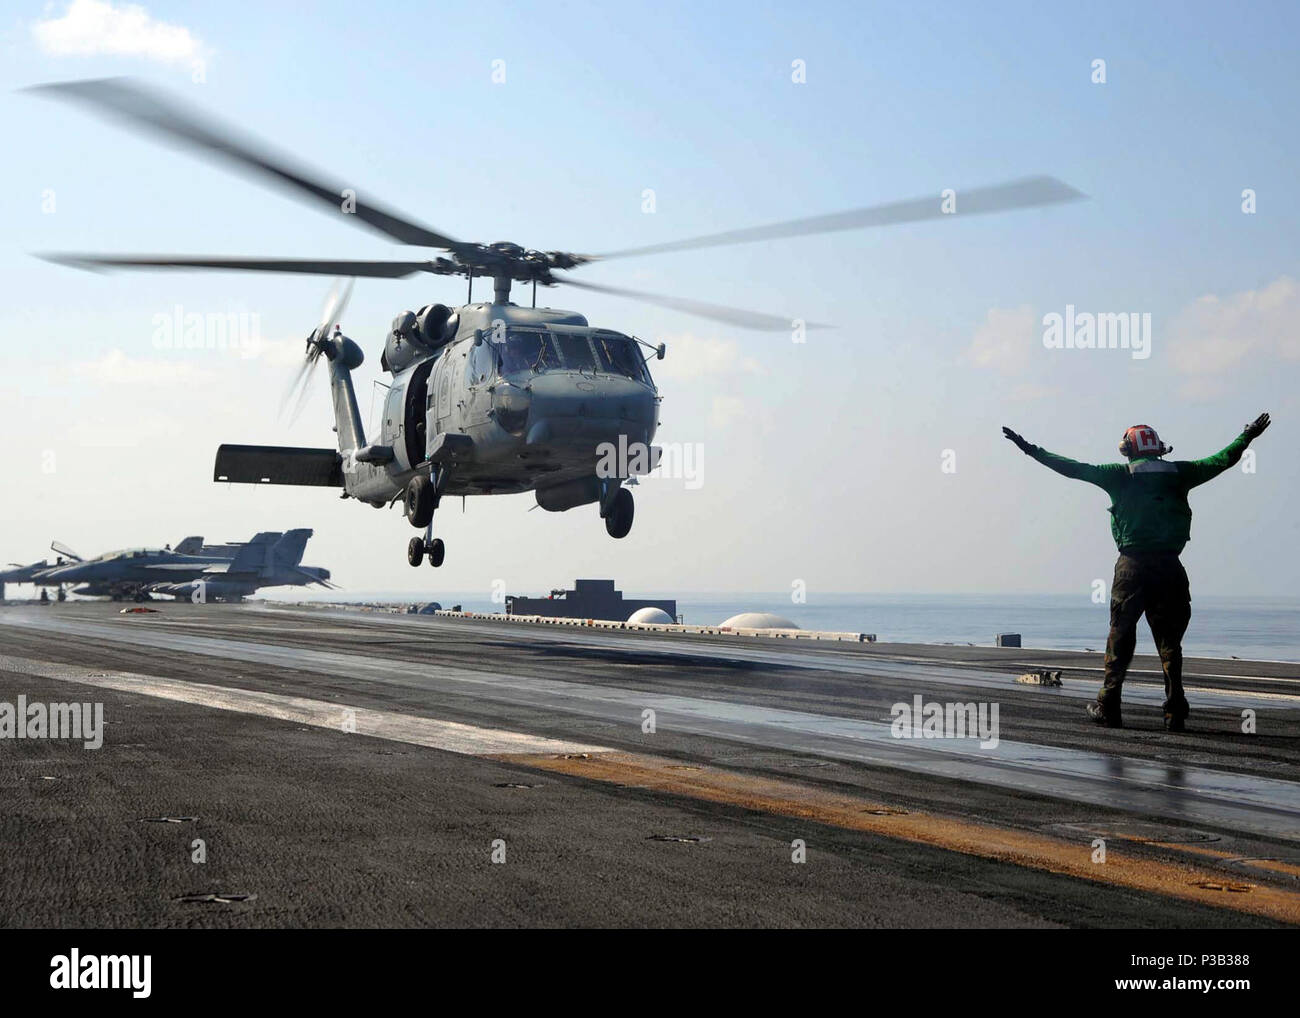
[{"xmin": 1119, "ymin": 424, "xmax": 1171, "ymax": 458}]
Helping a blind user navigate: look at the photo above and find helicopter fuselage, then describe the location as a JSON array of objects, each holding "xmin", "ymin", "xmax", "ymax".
[{"xmin": 337, "ymin": 302, "xmax": 661, "ymax": 512}]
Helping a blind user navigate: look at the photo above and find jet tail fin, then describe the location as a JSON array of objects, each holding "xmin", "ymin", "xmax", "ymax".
[
  {"xmin": 174, "ymin": 536, "xmax": 204, "ymax": 555},
  {"xmin": 226, "ymin": 532, "xmax": 280, "ymax": 574},
  {"xmin": 271, "ymin": 529, "xmax": 313, "ymax": 568}
]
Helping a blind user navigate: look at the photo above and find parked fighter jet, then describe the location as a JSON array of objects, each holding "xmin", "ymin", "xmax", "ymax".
[
  {"xmin": 1, "ymin": 538, "xmax": 200, "ymax": 600},
  {"xmin": 0, "ymin": 557, "xmax": 68, "ymax": 601},
  {"xmin": 29, "ymin": 530, "xmax": 333, "ymax": 602},
  {"xmin": 148, "ymin": 529, "xmax": 333, "ymax": 602}
]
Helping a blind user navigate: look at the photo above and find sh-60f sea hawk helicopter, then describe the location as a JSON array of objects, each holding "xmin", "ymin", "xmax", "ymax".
[{"xmin": 31, "ymin": 79, "xmax": 1083, "ymax": 568}]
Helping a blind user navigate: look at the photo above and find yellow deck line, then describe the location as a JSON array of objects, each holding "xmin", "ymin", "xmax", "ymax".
[{"xmin": 503, "ymin": 751, "xmax": 1300, "ymax": 925}]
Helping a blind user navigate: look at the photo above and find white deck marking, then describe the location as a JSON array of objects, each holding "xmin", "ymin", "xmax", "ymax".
[{"xmin": 0, "ymin": 654, "xmax": 609, "ymax": 758}]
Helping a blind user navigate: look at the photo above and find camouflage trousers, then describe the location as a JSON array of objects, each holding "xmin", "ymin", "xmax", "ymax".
[{"xmin": 1099, "ymin": 552, "xmax": 1191, "ymax": 719}]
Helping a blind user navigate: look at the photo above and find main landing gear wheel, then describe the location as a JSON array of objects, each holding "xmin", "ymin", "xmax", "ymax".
[
  {"xmin": 405, "ymin": 476, "xmax": 435, "ymax": 529},
  {"xmin": 407, "ymin": 537, "xmax": 446, "ymax": 568},
  {"xmin": 605, "ymin": 487, "xmax": 635, "ymax": 539}
]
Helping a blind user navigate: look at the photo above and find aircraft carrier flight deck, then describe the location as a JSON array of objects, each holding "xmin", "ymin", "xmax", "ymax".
[{"xmin": 2, "ymin": 601, "xmax": 1298, "ymax": 929}]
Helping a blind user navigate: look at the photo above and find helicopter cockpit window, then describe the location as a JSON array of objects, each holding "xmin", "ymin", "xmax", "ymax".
[
  {"xmin": 468, "ymin": 340, "xmax": 497, "ymax": 384},
  {"xmin": 500, "ymin": 329, "xmax": 560, "ymax": 374},
  {"xmin": 550, "ymin": 330, "xmax": 597, "ymax": 372},
  {"xmin": 591, "ymin": 332, "xmax": 648, "ymax": 382}
]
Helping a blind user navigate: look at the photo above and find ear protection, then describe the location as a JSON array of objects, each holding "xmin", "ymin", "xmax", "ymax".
[{"xmin": 1119, "ymin": 425, "xmax": 1171, "ymax": 458}]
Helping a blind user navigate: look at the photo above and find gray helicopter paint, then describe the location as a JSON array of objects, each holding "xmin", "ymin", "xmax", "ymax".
[{"xmin": 329, "ymin": 301, "xmax": 659, "ymax": 510}]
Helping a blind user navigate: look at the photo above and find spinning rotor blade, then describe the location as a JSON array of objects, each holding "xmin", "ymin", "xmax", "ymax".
[
  {"xmin": 281, "ymin": 354, "xmax": 322, "ymax": 425},
  {"xmin": 27, "ymin": 78, "xmax": 463, "ymax": 251},
  {"xmin": 39, "ymin": 254, "xmax": 433, "ymax": 278},
  {"xmin": 317, "ymin": 278, "xmax": 354, "ymax": 337},
  {"xmin": 592, "ymin": 176, "xmax": 1085, "ymax": 260},
  {"xmin": 282, "ymin": 277, "xmax": 353, "ymax": 425},
  {"xmin": 557, "ymin": 278, "xmax": 827, "ymax": 332}
]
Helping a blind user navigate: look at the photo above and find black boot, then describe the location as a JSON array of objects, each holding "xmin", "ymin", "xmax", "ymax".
[
  {"xmin": 1086, "ymin": 701, "xmax": 1122, "ymax": 728},
  {"xmin": 1164, "ymin": 714, "xmax": 1186, "ymax": 733}
]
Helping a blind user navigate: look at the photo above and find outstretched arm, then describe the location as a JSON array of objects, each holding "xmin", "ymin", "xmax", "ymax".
[
  {"xmin": 1002, "ymin": 427, "xmax": 1121, "ymax": 489},
  {"xmin": 1181, "ymin": 412, "xmax": 1271, "ymax": 488}
]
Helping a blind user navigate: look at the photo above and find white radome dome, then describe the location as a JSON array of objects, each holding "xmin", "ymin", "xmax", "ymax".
[
  {"xmin": 628, "ymin": 607, "xmax": 674, "ymax": 624},
  {"xmin": 720, "ymin": 612, "xmax": 800, "ymax": 630}
]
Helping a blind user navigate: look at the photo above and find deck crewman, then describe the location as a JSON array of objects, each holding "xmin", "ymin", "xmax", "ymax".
[{"xmin": 1002, "ymin": 414, "xmax": 1272, "ymax": 731}]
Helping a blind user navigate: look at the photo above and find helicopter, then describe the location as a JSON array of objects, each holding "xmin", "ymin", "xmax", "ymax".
[{"xmin": 29, "ymin": 78, "xmax": 1084, "ymax": 568}]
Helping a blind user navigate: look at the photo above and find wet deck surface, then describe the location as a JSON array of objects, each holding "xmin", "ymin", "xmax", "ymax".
[{"xmin": 1, "ymin": 602, "xmax": 1297, "ymax": 928}]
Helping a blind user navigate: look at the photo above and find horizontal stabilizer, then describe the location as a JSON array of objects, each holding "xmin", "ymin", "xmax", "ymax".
[{"xmin": 214, "ymin": 445, "xmax": 343, "ymax": 487}]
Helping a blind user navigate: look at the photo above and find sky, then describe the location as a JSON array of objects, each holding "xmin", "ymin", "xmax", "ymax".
[{"xmin": 1, "ymin": 0, "xmax": 1298, "ymax": 603}]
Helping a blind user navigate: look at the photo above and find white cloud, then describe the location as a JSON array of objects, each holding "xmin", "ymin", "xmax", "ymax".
[
  {"xmin": 72, "ymin": 348, "xmax": 213, "ymax": 386},
  {"xmin": 1007, "ymin": 381, "xmax": 1060, "ymax": 402},
  {"xmin": 708, "ymin": 395, "xmax": 746, "ymax": 429},
  {"xmin": 650, "ymin": 332, "xmax": 765, "ymax": 381},
  {"xmin": 966, "ymin": 304, "xmax": 1037, "ymax": 375},
  {"xmin": 32, "ymin": 0, "xmax": 206, "ymax": 70},
  {"xmin": 1169, "ymin": 276, "xmax": 1300, "ymax": 377}
]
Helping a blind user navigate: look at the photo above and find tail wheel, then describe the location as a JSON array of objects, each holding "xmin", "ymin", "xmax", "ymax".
[
  {"xmin": 428, "ymin": 538, "xmax": 445, "ymax": 567},
  {"xmin": 406, "ymin": 537, "xmax": 425, "ymax": 567},
  {"xmin": 406, "ymin": 477, "xmax": 435, "ymax": 529},
  {"xmin": 605, "ymin": 487, "xmax": 634, "ymax": 539}
]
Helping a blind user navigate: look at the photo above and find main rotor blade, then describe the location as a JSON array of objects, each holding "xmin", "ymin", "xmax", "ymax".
[
  {"xmin": 593, "ymin": 175, "xmax": 1085, "ymax": 260},
  {"xmin": 557, "ymin": 278, "xmax": 828, "ymax": 332},
  {"xmin": 39, "ymin": 254, "xmax": 433, "ymax": 278},
  {"xmin": 27, "ymin": 78, "xmax": 463, "ymax": 251}
]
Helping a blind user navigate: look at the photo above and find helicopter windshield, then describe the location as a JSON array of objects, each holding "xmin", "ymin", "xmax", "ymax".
[
  {"xmin": 591, "ymin": 331, "xmax": 649, "ymax": 383},
  {"xmin": 500, "ymin": 329, "xmax": 561, "ymax": 374},
  {"xmin": 550, "ymin": 329, "xmax": 597, "ymax": 372}
]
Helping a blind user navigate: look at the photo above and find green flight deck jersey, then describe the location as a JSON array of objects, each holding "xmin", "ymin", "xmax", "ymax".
[{"xmin": 1027, "ymin": 433, "xmax": 1251, "ymax": 554}]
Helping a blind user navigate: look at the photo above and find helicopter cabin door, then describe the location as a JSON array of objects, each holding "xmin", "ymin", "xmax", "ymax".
[{"xmin": 433, "ymin": 349, "xmax": 455, "ymax": 435}]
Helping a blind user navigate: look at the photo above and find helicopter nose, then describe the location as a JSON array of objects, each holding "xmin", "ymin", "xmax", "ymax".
[{"xmin": 523, "ymin": 374, "xmax": 656, "ymax": 446}]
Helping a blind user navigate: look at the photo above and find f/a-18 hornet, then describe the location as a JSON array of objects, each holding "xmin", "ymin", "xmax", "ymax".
[{"xmin": 30, "ymin": 530, "xmax": 332, "ymax": 602}]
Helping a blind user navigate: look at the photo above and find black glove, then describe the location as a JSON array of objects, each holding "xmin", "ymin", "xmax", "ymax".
[
  {"xmin": 1244, "ymin": 412, "xmax": 1271, "ymax": 441},
  {"xmin": 1002, "ymin": 426, "xmax": 1034, "ymax": 454}
]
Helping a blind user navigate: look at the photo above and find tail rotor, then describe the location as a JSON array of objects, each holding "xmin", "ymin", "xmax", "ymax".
[{"xmin": 282, "ymin": 277, "xmax": 353, "ymax": 424}]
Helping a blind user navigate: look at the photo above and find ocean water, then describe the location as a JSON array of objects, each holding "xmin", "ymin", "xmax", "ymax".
[{"xmin": 284, "ymin": 591, "xmax": 1300, "ymax": 664}]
